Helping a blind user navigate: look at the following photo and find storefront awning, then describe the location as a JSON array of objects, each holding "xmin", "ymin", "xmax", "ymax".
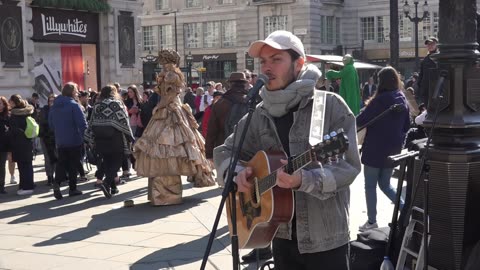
[
  {"xmin": 31, "ymin": 0, "xmax": 110, "ymax": 13},
  {"xmin": 306, "ymin": 54, "xmax": 383, "ymax": 70}
]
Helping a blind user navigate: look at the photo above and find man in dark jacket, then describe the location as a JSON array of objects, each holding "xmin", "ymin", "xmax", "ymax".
[
  {"xmin": 205, "ymin": 72, "xmax": 249, "ymax": 161},
  {"xmin": 417, "ymin": 36, "xmax": 438, "ymax": 106},
  {"xmin": 362, "ymin": 76, "xmax": 377, "ymax": 103},
  {"xmin": 183, "ymin": 87, "xmax": 196, "ymax": 113},
  {"xmin": 49, "ymin": 82, "xmax": 87, "ymax": 200}
]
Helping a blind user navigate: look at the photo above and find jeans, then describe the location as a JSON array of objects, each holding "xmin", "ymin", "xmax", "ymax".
[
  {"xmin": 364, "ymin": 165, "xmax": 404, "ymax": 224},
  {"xmin": 272, "ymin": 237, "xmax": 349, "ymax": 270},
  {"xmin": 55, "ymin": 146, "xmax": 82, "ymax": 191},
  {"xmin": 17, "ymin": 161, "xmax": 34, "ymax": 190},
  {"xmin": 0, "ymin": 152, "xmax": 7, "ymax": 190}
]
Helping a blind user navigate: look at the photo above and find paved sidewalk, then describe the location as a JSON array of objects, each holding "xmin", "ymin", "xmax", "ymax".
[{"xmin": 0, "ymin": 155, "xmax": 396, "ymax": 270}]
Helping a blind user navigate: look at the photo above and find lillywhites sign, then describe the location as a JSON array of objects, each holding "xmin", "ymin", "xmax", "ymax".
[
  {"xmin": 41, "ymin": 14, "xmax": 88, "ymax": 38},
  {"xmin": 32, "ymin": 8, "xmax": 98, "ymax": 43}
]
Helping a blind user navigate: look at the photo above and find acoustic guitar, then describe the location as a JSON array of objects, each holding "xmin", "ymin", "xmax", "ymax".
[{"xmin": 226, "ymin": 129, "xmax": 349, "ymax": 249}]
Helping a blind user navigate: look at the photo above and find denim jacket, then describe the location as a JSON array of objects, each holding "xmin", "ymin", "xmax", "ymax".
[{"xmin": 213, "ymin": 91, "xmax": 361, "ymax": 254}]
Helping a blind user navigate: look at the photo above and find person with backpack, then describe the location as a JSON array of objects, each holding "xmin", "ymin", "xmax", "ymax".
[
  {"xmin": 205, "ymin": 72, "xmax": 249, "ymax": 163},
  {"xmin": 7, "ymin": 94, "xmax": 36, "ymax": 195}
]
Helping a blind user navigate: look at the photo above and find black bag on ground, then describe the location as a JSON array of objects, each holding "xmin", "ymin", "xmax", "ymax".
[{"xmin": 350, "ymin": 227, "xmax": 389, "ymax": 270}]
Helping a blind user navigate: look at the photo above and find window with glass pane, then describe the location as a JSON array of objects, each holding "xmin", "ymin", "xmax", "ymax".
[
  {"xmin": 320, "ymin": 16, "xmax": 326, "ymax": 43},
  {"xmin": 335, "ymin": 17, "xmax": 341, "ymax": 45},
  {"xmin": 419, "ymin": 14, "xmax": 431, "ymax": 41},
  {"xmin": 326, "ymin": 16, "xmax": 334, "ymax": 44},
  {"xmin": 264, "ymin": 16, "xmax": 287, "ymax": 37},
  {"xmin": 204, "ymin": 21, "xmax": 220, "ymax": 48},
  {"xmin": 360, "ymin": 17, "xmax": 375, "ymax": 41},
  {"xmin": 433, "ymin": 12, "xmax": 439, "ymax": 37},
  {"xmin": 159, "ymin": 25, "xmax": 173, "ymax": 49},
  {"xmin": 222, "ymin": 20, "xmax": 236, "ymax": 47},
  {"xmin": 377, "ymin": 16, "xmax": 390, "ymax": 43},
  {"xmin": 218, "ymin": 0, "xmax": 233, "ymax": 4},
  {"xmin": 155, "ymin": 0, "xmax": 168, "ymax": 10},
  {"xmin": 143, "ymin": 26, "xmax": 158, "ymax": 51},
  {"xmin": 186, "ymin": 0, "xmax": 201, "ymax": 8},
  {"xmin": 399, "ymin": 14, "xmax": 412, "ymax": 41},
  {"xmin": 184, "ymin": 23, "xmax": 202, "ymax": 48}
]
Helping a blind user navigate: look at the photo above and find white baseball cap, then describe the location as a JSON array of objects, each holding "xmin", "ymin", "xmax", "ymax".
[{"xmin": 248, "ymin": 30, "xmax": 305, "ymax": 59}]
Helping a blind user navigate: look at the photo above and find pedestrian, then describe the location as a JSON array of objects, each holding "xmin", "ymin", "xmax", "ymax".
[
  {"xmin": 125, "ymin": 84, "xmax": 143, "ymax": 137},
  {"xmin": 201, "ymin": 91, "xmax": 223, "ymax": 138},
  {"xmin": 356, "ymin": 66, "xmax": 410, "ymax": 231},
  {"xmin": 86, "ymin": 85, "xmax": 134, "ymax": 199},
  {"xmin": 214, "ymin": 30, "xmax": 361, "ymax": 270},
  {"xmin": 49, "ymin": 82, "xmax": 87, "ymax": 200},
  {"xmin": 183, "ymin": 87, "xmax": 196, "ymax": 113},
  {"xmin": 8, "ymin": 94, "xmax": 36, "ymax": 196},
  {"xmin": 417, "ymin": 36, "xmax": 439, "ymax": 106},
  {"xmin": 38, "ymin": 94, "xmax": 57, "ymax": 186},
  {"xmin": 0, "ymin": 96, "xmax": 10, "ymax": 194}
]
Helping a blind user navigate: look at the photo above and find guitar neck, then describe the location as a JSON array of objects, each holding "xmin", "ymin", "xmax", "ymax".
[{"xmin": 257, "ymin": 149, "xmax": 313, "ymax": 195}]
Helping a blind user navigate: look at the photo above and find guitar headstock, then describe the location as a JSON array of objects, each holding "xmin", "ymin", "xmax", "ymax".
[{"xmin": 312, "ymin": 129, "xmax": 349, "ymax": 163}]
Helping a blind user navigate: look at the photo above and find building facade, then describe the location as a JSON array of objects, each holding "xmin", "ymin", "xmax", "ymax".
[
  {"xmin": 0, "ymin": 0, "xmax": 142, "ymax": 105},
  {"xmin": 140, "ymin": 0, "xmax": 480, "ymax": 86}
]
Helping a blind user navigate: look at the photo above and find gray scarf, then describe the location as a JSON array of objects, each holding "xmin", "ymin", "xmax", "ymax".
[{"xmin": 260, "ymin": 64, "xmax": 322, "ymax": 117}]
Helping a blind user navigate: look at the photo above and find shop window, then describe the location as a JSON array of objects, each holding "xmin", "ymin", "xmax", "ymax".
[
  {"xmin": 377, "ymin": 16, "xmax": 390, "ymax": 43},
  {"xmin": 143, "ymin": 26, "xmax": 157, "ymax": 51},
  {"xmin": 184, "ymin": 22, "xmax": 202, "ymax": 48},
  {"xmin": 155, "ymin": 0, "xmax": 169, "ymax": 10},
  {"xmin": 360, "ymin": 17, "xmax": 375, "ymax": 42},
  {"xmin": 204, "ymin": 21, "xmax": 221, "ymax": 48},
  {"xmin": 222, "ymin": 20, "xmax": 236, "ymax": 47},
  {"xmin": 218, "ymin": 0, "xmax": 233, "ymax": 4},
  {"xmin": 186, "ymin": 0, "xmax": 201, "ymax": 8},
  {"xmin": 264, "ymin": 16, "xmax": 287, "ymax": 38},
  {"xmin": 418, "ymin": 14, "xmax": 431, "ymax": 41}
]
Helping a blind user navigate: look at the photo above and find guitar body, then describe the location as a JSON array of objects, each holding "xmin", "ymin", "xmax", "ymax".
[{"xmin": 226, "ymin": 150, "xmax": 294, "ymax": 249}]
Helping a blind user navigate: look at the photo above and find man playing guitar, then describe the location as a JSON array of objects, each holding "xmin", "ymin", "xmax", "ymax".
[{"xmin": 213, "ymin": 30, "xmax": 361, "ymax": 270}]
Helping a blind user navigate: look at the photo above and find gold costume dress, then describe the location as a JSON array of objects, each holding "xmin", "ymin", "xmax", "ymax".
[{"xmin": 134, "ymin": 49, "xmax": 215, "ymax": 205}]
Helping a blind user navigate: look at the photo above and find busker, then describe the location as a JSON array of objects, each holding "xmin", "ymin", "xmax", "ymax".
[
  {"xmin": 134, "ymin": 49, "xmax": 215, "ymax": 206},
  {"xmin": 213, "ymin": 30, "xmax": 361, "ymax": 270}
]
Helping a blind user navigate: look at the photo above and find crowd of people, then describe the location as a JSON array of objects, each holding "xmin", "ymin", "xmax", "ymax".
[{"xmin": 0, "ymin": 30, "xmax": 440, "ymax": 269}]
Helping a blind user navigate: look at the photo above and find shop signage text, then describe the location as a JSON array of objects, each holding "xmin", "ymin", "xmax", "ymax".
[
  {"xmin": 32, "ymin": 8, "xmax": 98, "ymax": 43},
  {"xmin": 41, "ymin": 14, "xmax": 88, "ymax": 38}
]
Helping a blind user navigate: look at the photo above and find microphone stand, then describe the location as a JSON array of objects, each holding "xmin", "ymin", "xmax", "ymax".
[
  {"xmin": 357, "ymin": 104, "xmax": 403, "ymax": 133},
  {"xmin": 406, "ymin": 71, "xmax": 447, "ymax": 270},
  {"xmin": 200, "ymin": 88, "xmax": 260, "ymax": 270}
]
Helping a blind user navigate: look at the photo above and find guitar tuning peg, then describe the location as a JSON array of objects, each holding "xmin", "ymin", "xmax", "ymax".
[
  {"xmin": 323, "ymin": 134, "xmax": 331, "ymax": 141},
  {"xmin": 337, "ymin": 128, "xmax": 344, "ymax": 133},
  {"xmin": 330, "ymin": 131, "xmax": 337, "ymax": 137}
]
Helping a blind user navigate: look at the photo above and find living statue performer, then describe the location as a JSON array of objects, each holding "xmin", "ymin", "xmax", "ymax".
[
  {"xmin": 134, "ymin": 49, "xmax": 215, "ymax": 205},
  {"xmin": 326, "ymin": 54, "xmax": 361, "ymax": 115}
]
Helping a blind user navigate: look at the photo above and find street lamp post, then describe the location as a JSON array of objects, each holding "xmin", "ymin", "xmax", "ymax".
[
  {"xmin": 186, "ymin": 51, "xmax": 193, "ymax": 87},
  {"xmin": 162, "ymin": 11, "xmax": 178, "ymax": 51},
  {"xmin": 403, "ymin": 0, "xmax": 429, "ymax": 71}
]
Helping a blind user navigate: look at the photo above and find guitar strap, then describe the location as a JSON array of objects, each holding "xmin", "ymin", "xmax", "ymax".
[{"xmin": 309, "ymin": 90, "xmax": 327, "ymax": 146}]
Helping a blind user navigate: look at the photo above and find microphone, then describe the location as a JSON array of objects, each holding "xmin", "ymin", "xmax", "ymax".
[
  {"xmin": 432, "ymin": 70, "xmax": 448, "ymax": 101},
  {"xmin": 247, "ymin": 74, "xmax": 269, "ymax": 101}
]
